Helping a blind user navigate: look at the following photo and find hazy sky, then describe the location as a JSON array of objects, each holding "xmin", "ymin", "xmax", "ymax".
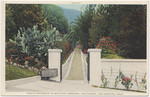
[{"xmin": 55, "ymin": 4, "xmax": 86, "ymax": 11}]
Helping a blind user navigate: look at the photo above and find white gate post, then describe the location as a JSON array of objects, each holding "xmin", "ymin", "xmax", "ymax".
[
  {"xmin": 87, "ymin": 49, "xmax": 102, "ymax": 86},
  {"xmin": 48, "ymin": 49, "xmax": 62, "ymax": 82}
]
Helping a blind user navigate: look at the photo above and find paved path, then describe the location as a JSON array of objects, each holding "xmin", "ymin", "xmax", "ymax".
[
  {"xmin": 67, "ymin": 50, "xmax": 83, "ymax": 80},
  {"xmin": 4, "ymin": 50, "xmax": 147, "ymax": 96},
  {"xmin": 5, "ymin": 76, "xmax": 147, "ymax": 96}
]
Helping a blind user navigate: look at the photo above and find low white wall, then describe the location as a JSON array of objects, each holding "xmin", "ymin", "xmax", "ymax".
[
  {"xmin": 81, "ymin": 51, "xmax": 88, "ymax": 81},
  {"xmin": 62, "ymin": 51, "xmax": 74, "ymax": 79},
  {"xmin": 87, "ymin": 49, "xmax": 148, "ymax": 92},
  {"xmin": 101, "ymin": 59, "xmax": 147, "ymax": 91}
]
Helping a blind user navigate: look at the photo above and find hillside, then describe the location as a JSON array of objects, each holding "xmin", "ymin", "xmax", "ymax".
[{"xmin": 61, "ymin": 7, "xmax": 81, "ymax": 23}]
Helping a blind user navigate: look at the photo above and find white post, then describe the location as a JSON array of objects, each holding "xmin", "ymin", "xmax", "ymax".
[
  {"xmin": 48, "ymin": 49, "xmax": 62, "ymax": 82},
  {"xmin": 87, "ymin": 49, "xmax": 102, "ymax": 86}
]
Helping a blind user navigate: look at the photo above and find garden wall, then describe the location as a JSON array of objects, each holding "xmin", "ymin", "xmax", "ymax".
[
  {"xmin": 62, "ymin": 51, "xmax": 74, "ymax": 79},
  {"xmin": 81, "ymin": 50, "xmax": 88, "ymax": 81},
  {"xmin": 101, "ymin": 59, "xmax": 147, "ymax": 91},
  {"xmin": 87, "ymin": 49, "xmax": 147, "ymax": 92}
]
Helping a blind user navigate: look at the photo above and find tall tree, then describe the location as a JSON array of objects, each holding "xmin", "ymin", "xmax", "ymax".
[
  {"xmin": 89, "ymin": 5, "xmax": 124, "ymax": 47},
  {"xmin": 118, "ymin": 5, "xmax": 146, "ymax": 59},
  {"xmin": 42, "ymin": 4, "xmax": 68, "ymax": 34},
  {"xmin": 6, "ymin": 4, "xmax": 45, "ymax": 41},
  {"xmin": 89, "ymin": 5, "xmax": 146, "ymax": 59},
  {"xmin": 75, "ymin": 4, "xmax": 96, "ymax": 49},
  {"xmin": 6, "ymin": 4, "xmax": 17, "ymax": 41}
]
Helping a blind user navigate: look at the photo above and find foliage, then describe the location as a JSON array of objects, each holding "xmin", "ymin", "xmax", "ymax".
[
  {"xmin": 118, "ymin": 6, "xmax": 146, "ymax": 59},
  {"xmin": 6, "ymin": 42, "xmax": 21, "ymax": 59},
  {"xmin": 89, "ymin": 5, "xmax": 111, "ymax": 47},
  {"xmin": 96, "ymin": 35, "xmax": 120, "ymax": 58},
  {"xmin": 54, "ymin": 38, "xmax": 72, "ymax": 60},
  {"xmin": 101, "ymin": 70, "xmax": 109, "ymax": 88},
  {"xmin": 6, "ymin": 4, "xmax": 45, "ymax": 41},
  {"xmin": 73, "ymin": 4, "xmax": 96, "ymax": 49},
  {"xmin": 62, "ymin": 50, "xmax": 73, "ymax": 65},
  {"xmin": 6, "ymin": 24, "xmax": 72, "ymax": 67},
  {"xmin": 115, "ymin": 69, "xmax": 133, "ymax": 90},
  {"xmin": 98, "ymin": 67, "xmax": 147, "ymax": 92},
  {"xmin": 89, "ymin": 5, "xmax": 146, "ymax": 59},
  {"xmin": 67, "ymin": 24, "xmax": 80, "ymax": 49},
  {"xmin": 102, "ymin": 54, "xmax": 124, "ymax": 59},
  {"xmin": 42, "ymin": 4, "xmax": 69, "ymax": 34},
  {"xmin": 7, "ymin": 25, "xmax": 64, "ymax": 66},
  {"xmin": 6, "ymin": 65, "xmax": 37, "ymax": 81},
  {"xmin": 135, "ymin": 72, "xmax": 147, "ymax": 90},
  {"xmin": 6, "ymin": 5, "xmax": 17, "ymax": 41}
]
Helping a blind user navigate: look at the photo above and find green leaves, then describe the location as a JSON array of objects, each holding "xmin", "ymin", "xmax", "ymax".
[
  {"xmin": 72, "ymin": 4, "xmax": 96, "ymax": 49},
  {"xmin": 8, "ymin": 25, "xmax": 61, "ymax": 58},
  {"xmin": 89, "ymin": 5, "xmax": 146, "ymax": 59},
  {"xmin": 42, "ymin": 4, "xmax": 68, "ymax": 34},
  {"xmin": 6, "ymin": 4, "xmax": 45, "ymax": 41}
]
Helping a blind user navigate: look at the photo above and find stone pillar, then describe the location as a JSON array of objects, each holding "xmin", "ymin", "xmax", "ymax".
[
  {"xmin": 87, "ymin": 49, "xmax": 102, "ymax": 86},
  {"xmin": 48, "ymin": 49, "xmax": 62, "ymax": 82}
]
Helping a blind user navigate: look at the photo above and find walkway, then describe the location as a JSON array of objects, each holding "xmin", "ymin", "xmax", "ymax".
[
  {"xmin": 5, "ymin": 76, "xmax": 147, "ymax": 96},
  {"xmin": 67, "ymin": 49, "xmax": 83, "ymax": 80},
  {"xmin": 5, "ymin": 49, "xmax": 147, "ymax": 96}
]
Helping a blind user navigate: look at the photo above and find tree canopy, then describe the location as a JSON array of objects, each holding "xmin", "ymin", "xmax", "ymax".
[
  {"xmin": 6, "ymin": 4, "xmax": 45, "ymax": 41},
  {"xmin": 74, "ymin": 4, "xmax": 146, "ymax": 59},
  {"xmin": 42, "ymin": 4, "xmax": 69, "ymax": 34}
]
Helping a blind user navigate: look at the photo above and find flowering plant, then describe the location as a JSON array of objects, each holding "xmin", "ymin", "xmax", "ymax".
[
  {"xmin": 135, "ymin": 72, "xmax": 147, "ymax": 91},
  {"xmin": 101, "ymin": 70, "xmax": 109, "ymax": 88},
  {"xmin": 115, "ymin": 69, "xmax": 133, "ymax": 90},
  {"xmin": 121, "ymin": 76, "xmax": 133, "ymax": 90},
  {"xmin": 54, "ymin": 38, "xmax": 71, "ymax": 60},
  {"xmin": 96, "ymin": 35, "xmax": 119, "ymax": 58},
  {"xmin": 140, "ymin": 73, "xmax": 147, "ymax": 90}
]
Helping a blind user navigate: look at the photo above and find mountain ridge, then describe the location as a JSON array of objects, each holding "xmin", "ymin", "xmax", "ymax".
[{"xmin": 60, "ymin": 7, "xmax": 81, "ymax": 23}]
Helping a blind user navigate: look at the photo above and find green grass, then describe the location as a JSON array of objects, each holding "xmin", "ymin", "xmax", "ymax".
[
  {"xmin": 102, "ymin": 54, "xmax": 124, "ymax": 59},
  {"xmin": 6, "ymin": 65, "xmax": 37, "ymax": 81},
  {"xmin": 86, "ymin": 57, "xmax": 88, "ymax": 63},
  {"xmin": 85, "ymin": 54, "xmax": 124, "ymax": 63}
]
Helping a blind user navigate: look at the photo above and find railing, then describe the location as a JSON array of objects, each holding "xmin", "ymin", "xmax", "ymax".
[
  {"xmin": 81, "ymin": 50, "xmax": 88, "ymax": 81},
  {"xmin": 62, "ymin": 51, "xmax": 74, "ymax": 79}
]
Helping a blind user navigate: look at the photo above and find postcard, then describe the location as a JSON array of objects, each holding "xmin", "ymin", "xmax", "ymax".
[{"xmin": 1, "ymin": 0, "xmax": 149, "ymax": 96}]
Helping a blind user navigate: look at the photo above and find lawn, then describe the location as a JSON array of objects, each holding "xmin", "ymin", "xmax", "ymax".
[
  {"xmin": 85, "ymin": 54, "xmax": 124, "ymax": 63},
  {"xmin": 6, "ymin": 65, "xmax": 37, "ymax": 81}
]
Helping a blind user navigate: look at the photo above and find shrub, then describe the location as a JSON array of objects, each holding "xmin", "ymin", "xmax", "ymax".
[
  {"xmin": 102, "ymin": 54, "xmax": 124, "ymax": 59},
  {"xmin": 54, "ymin": 38, "xmax": 72, "ymax": 60},
  {"xmin": 96, "ymin": 35, "xmax": 120, "ymax": 58},
  {"xmin": 115, "ymin": 69, "xmax": 133, "ymax": 90},
  {"xmin": 6, "ymin": 25, "xmax": 72, "ymax": 68},
  {"xmin": 101, "ymin": 70, "xmax": 109, "ymax": 88}
]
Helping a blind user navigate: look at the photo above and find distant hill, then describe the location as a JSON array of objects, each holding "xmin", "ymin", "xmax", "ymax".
[{"xmin": 60, "ymin": 7, "xmax": 81, "ymax": 23}]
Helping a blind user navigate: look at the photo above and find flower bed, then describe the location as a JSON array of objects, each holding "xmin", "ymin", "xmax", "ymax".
[{"xmin": 92, "ymin": 67, "xmax": 147, "ymax": 92}]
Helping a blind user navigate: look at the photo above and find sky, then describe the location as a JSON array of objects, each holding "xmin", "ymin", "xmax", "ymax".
[{"xmin": 55, "ymin": 4, "xmax": 87, "ymax": 11}]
